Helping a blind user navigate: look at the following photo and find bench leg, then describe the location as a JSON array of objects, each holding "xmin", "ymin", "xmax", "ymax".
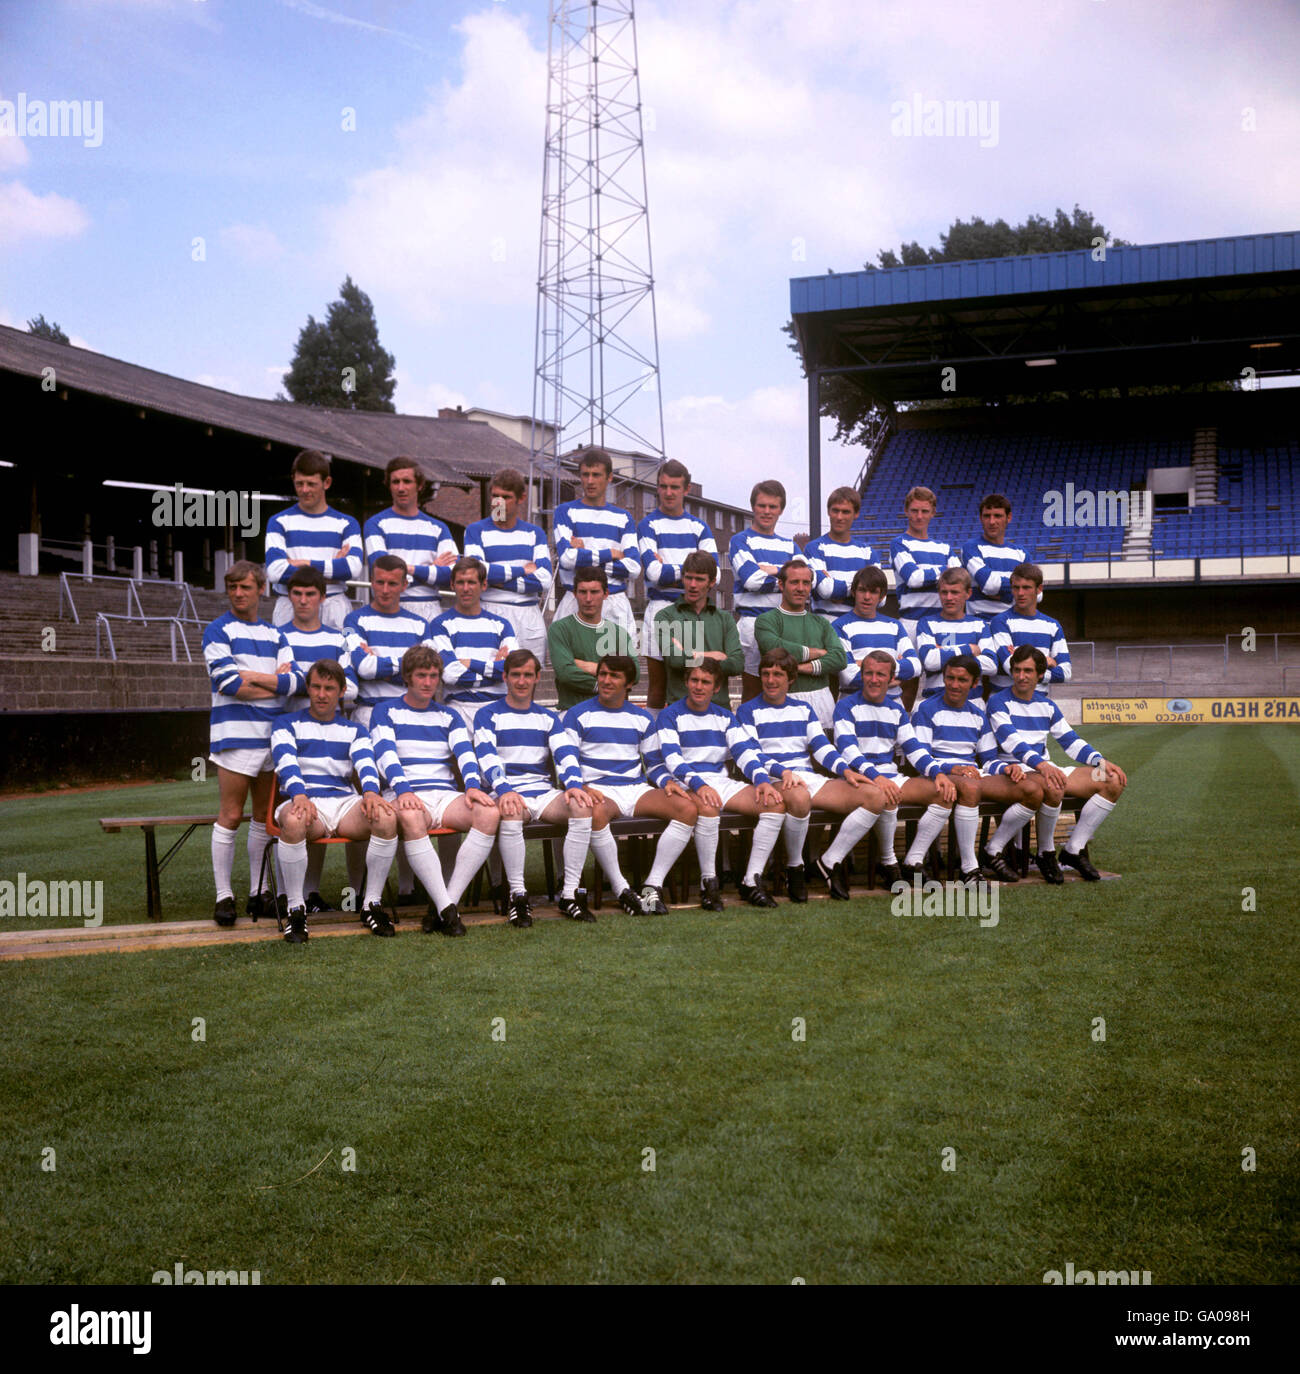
[{"xmin": 144, "ymin": 827, "xmax": 161, "ymax": 920}]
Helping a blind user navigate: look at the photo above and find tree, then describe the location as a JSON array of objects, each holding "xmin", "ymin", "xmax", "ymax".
[
  {"xmin": 27, "ymin": 314, "xmax": 70, "ymax": 345},
  {"xmin": 281, "ymin": 276, "xmax": 396, "ymax": 412},
  {"xmin": 787, "ymin": 206, "xmax": 1132, "ymax": 447}
]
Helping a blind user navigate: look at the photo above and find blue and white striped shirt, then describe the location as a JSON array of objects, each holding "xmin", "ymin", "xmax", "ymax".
[
  {"xmin": 913, "ymin": 613, "xmax": 997, "ymax": 697},
  {"xmin": 363, "ymin": 509, "xmax": 459, "ymax": 605},
  {"xmin": 264, "ymin": 504, "xmax": 363, "ymax": 598},
  {"xmin": 908, "ymin": 694, "xmax": 1008, "ymax": 778},
  {"xmin": 831, "ymin": 695, "xmax": 921, "ymax": 780},
  {"xmin": 653, "ymin": 698, "xmax": 772, "ymax": 790},
  {"xmin": 728, "ymin": 529, "xmax": 800, "ymax": 619},
  {"xmin": 281, "ymin": 623, "xmax": 358, "ymax": 706},
  {"xmin": 271, "ymin": 709, "xmax": 380, "ymax": 799},
  {"xmin": 889, "ymin": 534, "xmax": 960, "ymax": 618},
  {"xmin": 428, "ymin": 608, "xmax": 519, "ymax": 709},
  {"xmin": 734, "ymin": 694, "xmax": 851, "ymax": 778},
  {"xmin": 202, "ymin": 612, "xmax": 302, "ymax": 753},
  {"xmin": 561, "ymin": 698, "xmax": 669, "ymax": 789},
  {"xmin": 463, "ymin": 518, "xmax": 553, "ymax": 609},
  {"xmin": 638, "ymin": 510, "xmax": 718, "ymax": 606},
  {"xmin": 985, "ymin": 609, "xmax": 1071, "ymax": 692},
  {"xmin": 369, "ymin": 697, "xmax": 481, "ymax": 795},
  {"xmin": 962, "ymin": 538, "xmax": 1029, "ymax": 620},
  {"xmin": 832, "ymin": 612, "xmax": 920, "ymax": 697},
  {"xmin": 987, "ymin": 689, "xmax": 1101, "ymax": 770},
  {"xmin": 803, "ymin": 534, "xmax": 877, "ymax": 619},
  {"xmin": 343, "ymin": 605, "xmax": 432, "ymax": 710},
  {"xmin": 554, "ymin": 500, "xmax": 640, "ymax": 595},
  {"xmin": 472, "ymin": 700, "xmax": 582, "ymax": 798}
]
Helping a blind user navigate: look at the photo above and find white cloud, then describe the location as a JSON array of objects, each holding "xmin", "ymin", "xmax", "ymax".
[
  {"xmin": 0, "ymin": 181, "xmax": 90, "ymax": 247},
  {"xmin": 219, "ymin": 223, "xmax": 284, "ymax": 264},
  {"xmin": 0, "ymin": 131, "xmax": 30, "ymax": 172}
]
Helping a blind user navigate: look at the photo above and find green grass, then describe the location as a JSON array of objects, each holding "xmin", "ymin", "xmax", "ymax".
[{"xmin": 0, "ymin": 725, "xmax": 1296, "ymax": 1284}]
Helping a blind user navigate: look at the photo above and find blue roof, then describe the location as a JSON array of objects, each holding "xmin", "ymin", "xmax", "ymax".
[{"xmin": 790, "ymin": 230, "xmax": 1300, "ymax": 316}]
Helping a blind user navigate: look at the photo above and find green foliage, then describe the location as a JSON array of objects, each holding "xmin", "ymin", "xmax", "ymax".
[
  {"xmin": 27, "ymin": 314, "xmax": 70, "ymax": 345},
  {"xmin": 281, "ymin": 276, "xmax": 396, "ymax": 412}
]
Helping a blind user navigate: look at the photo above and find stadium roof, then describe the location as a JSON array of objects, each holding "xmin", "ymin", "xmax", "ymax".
[
  {"xmin": 789, "ymin": 230, "xmax": 1300, "ymax": 403},
  {"xmin": 0, "ymin": 325, "xmax": 547, "ymax": 487}
]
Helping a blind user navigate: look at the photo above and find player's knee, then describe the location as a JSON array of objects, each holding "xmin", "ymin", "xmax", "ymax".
[
  {"xmin": 1043, "ymin": 783, "xmax": 1064, "ymax": 806},
  {"xmin": 372, "ymin": 814, "xmax": 397, "ymax": 840},
  {"xmin": 860, "ymin": 785, "xmax": 885, "ymax": 813},
  {"xmin": 954, "ymin": 778, "xmax": 980, "ymax": 805},
  {"xmin": 786, "ymin": 794, "xmax": 810, "ymax": 818},
  {"xmin": 472, "ymin": 808, "xmax": 499, "ymax": 835},
  {"xmin": 670, "ymin": 798, "xmax": 697, "ymax": 824},
  {"xmin": 398, "ymin": 810, "xmax": 425, "ymax": 839},
  {"xmin": 1103, "ymin": 776, "xmax": 1125, "ymax": 802},
  {"xmin": 694, "ymin": 803, "xmax": 721, "ymax": 819}
]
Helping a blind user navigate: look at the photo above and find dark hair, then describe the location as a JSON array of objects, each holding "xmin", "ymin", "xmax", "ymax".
[
  {"xmin": 759, "ymin": 647, "xmax": 798, "ymax": 682},
  {"xmin": 1012, "ymin": 561, "xmax": 1044, "ymax": 587},
  {"xmin": 597, "ymin": 653, "xmax": 639, "ymax": 687},
  {"xmin": 490, "ymin": 467, "xmax": 526, "ymax": 499},
  {"xmin": 224, "ymin": 559, "xmax": 266, "ymax": 589},
  {"xmin": 827, "ymin": 485, "xmax": 861, "ymax": 513},
  {"xmin": 503, "ymin": 648, "xmax": 541, "ymax": 675},
  {"xmin": 750, "ymin": 479, "xmax": 786, "ymax": 510},
  {"xmin": 850, "ymin": 565, "xmax": 888, "ymax": 596},
  {"xmin": 292, "ymin": 449, "xmax": 331, "ymax": 479},
  {"xmin": 385, "ymin": 455, "xmax": 424, "ymax": 491},
  {"xmin": 577, "ymin": 446, "xmax": 612, "ymax": 476},
  {"xmin": 1009, "ymin": 645, "xmax": 1047, "ymax": 675},
  {"xmin": 980, "ymin": 493, "xmax": 1012, "ymax": 515},
  {"xmin": 373, "ymin": 554, "xmax": 408, "ymax": 577},
  {"xmin": 401, "ymin": 644, "xmax": 442, "ymax": 679},
  {"xmin": 686, "ymin": 658, "xmax": 726, "ymax": 687},
  {"xmin": 286, "ymin": 565, "xmax": 326, "ymax": 594},
  {"xmin": 573, "ymin": 566, "xmax": 609, "ymax": 591},
  {"xmin": 944, "ymin": 654, "xmax": 981, "ymax": 683},
  {"xmin": 658, "ymin": 458, "xmax": 691, "ymax": 485},
  {"xmin": 451, "ymin": 556, "xmax": 487, "ymax": 584},
  {"xmin": 680, "ymin": 551, "xmax": 718, "ymax": 582},
  {"xmin": 307, "ymin": 658, "xmax": 346, "ymax": 691}
]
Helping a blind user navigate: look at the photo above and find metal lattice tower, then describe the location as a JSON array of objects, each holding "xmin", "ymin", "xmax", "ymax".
[{"xmin": 528, "ymin": 0, "xmax": 666, "ymax": 519}]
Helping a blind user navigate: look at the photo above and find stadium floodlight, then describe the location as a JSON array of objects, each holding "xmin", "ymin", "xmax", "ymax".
[
  {"xmin": 1025, "ymin": 358, "xmax": 1058, "ymax": 367},
  {"xmin": 101, "ymin": 480, "xmax": 290, "ymax": 499}
]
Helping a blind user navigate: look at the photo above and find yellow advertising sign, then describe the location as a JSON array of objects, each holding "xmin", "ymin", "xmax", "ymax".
[{"xmin": 1082, "ymin": 696, "xmax": 1300, "ymax": 724}]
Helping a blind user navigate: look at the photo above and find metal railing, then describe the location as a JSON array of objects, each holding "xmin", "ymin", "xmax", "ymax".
[
  {"xmin": 59, "ymin": 572, "xmax": 201, "ymax": 625},
  {"xmin": 94, "ymin": 613, "xmax": 193, "ymax": 664},
  {"xmin": 1223, "ymin": 631, "xmax": 1300, "ymax": 664}
]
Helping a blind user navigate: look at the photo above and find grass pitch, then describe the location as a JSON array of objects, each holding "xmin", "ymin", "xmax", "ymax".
[{"xmin": 0, "ymin": 725, "xmax": 1296, "ymax": 1284}]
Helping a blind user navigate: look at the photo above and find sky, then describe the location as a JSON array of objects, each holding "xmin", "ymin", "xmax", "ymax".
[{"xmin": 3, "ymin": 0, "xmax": 1299, "ymax": 531}]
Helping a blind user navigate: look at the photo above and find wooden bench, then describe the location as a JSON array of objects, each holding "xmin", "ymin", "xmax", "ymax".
[{"xmin": 99, "ymin": 813, "xmax": 251, "ymax": 920}]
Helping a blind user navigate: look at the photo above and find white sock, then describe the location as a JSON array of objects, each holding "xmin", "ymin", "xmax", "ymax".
[
  {"xmin": 498, "ymin": 818, "xmax": 527, "ymax": 895},
  {"xmin": 823, "ymin": 806, "xmax": 879, "ymax": 869},
  {"xmin": 1035, "ymin": 802, "xmax": 1062, "ymax": 852},
  {"xmin": 279, "ymin": 838, "xmax": 308, "ymax": 909},
  {"xmin": 305, "ymin": 843, "xmax": 326, "ymax": 897},
  {"xmin": 954, "ymin": 804, "xmax": 979, "ymax": 871},
  {"xmin": 783, "ymin": 812, "xmax": 810, "ymax": 867},
  {"xmin": 562, "ymin": 817, "xmax": 592, "ymax": 898},
  {"xmin": 746, "ymin": 812, "xmax": 784, "ymax": 886},
  {"xmin": 447, "ymin": 827, "xmax": 497, "ymax": 905},
  {"xmin": 1064, "ymin": 795, "xmax": 1115, "ymax": 853},
  {"xmin": 211, "ymin": 822, "xmax": 237, "ymax": 901},
  {"xmin": 987, "ymin": 803, "xmax": 1034, "ymax": 856},
  {"xmin": 647, "ymin": 819, "xmax": 694, "ymax": 888},
  {"xmin": 403, "ymin": 835, "xmax": 450, "ymax": 911},
  {"xmin": 875, "ymin": 809, "xmax": 899, "ymax": 866},
  {"xmin": 246, "ymin": 820, "xmax": 270, "ymax": 896},
  {"xmin": 363, "ymin": 835, "xmax": 398, "ymax": 908},
  {"xmin": 694, "ymin": 815, "xmax": 720, "ymax": 881},
  {"xmin": 589, "ymin": 824, "xmax": 628, "ymax": 894},
  {"xmin": 396, "ymin": 844, "xmax": 415, "ymax": 896},
  {"xmin": 904, "ymin": 804, "xmax": 951, "ymax": 867}
]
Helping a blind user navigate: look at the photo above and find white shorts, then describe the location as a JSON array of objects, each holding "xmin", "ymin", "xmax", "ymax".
[
  {"xmin": 795, "ymin": 686, "xmax": 835, "ymax": 731},
  {"xmin": 210, "ymin": 746, "xmax": 272, "ymax": 778},
  {"xmin": 642, "ymin": 602, "xmax": 674, "ymax": 661},
  {"xmin": 502, "ymin": 788, "xmax": 564, "ymax": 822},
  {"xmin": 383, "ymin": 787, "xmax": 463, "ymax": 828},
  {"xmin": 351, "ymin": 704, "xmax": 373, "ymax": 732},
  {"xmin": 783, "ymin": 768, "xmax": 834, "ymax": 801},
  {"xmin": 554, "ymin": 589, "xmax": 637, "ymax": 652},
  {"xmin": 592, "ymin": 781, "xmax": 653, "ymax": 818},
  {"xmin": 484, "ymin": 602, "xmax": 547, "ymax": 666},
  {"xmin": 273, "ymin": 592, "xmax": 353, "ymax": 631},
  {"xmin": 276, "ymin": 791, "xmax": 363, "ymax": 836},
  {"xmin": 399, "ymin": 597, "xmax": 444, "ymax": 624},
  {"xmin": 692, "ymin": 774, "xmax": 752, "ymax": 809},
  {"xmin": 738, "ymin": 616, "xmax": 761, "ymax": 675},
  {"xmin": 443, "ymin": 698, "xmax": 489, "ymax": 740}
]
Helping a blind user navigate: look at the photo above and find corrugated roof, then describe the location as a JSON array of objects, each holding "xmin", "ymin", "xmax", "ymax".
[{"xmin": 0, "ymin": 325, "xmax": 545, "ymax": 486}]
